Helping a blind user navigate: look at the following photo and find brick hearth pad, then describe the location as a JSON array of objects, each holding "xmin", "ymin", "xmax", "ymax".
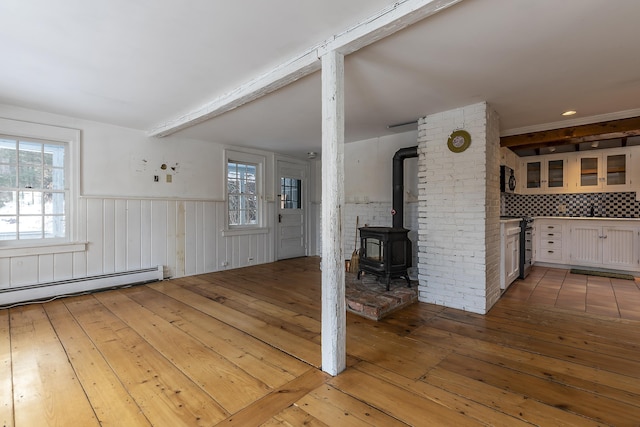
[{"xmin": 345, "ymin": 272, "xmax": 418, "ymax": 321}]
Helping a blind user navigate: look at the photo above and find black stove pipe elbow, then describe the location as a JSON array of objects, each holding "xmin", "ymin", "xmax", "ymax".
[{"xmin": 392, "ymin": 146, "xmax": 418, "ymax": 229}]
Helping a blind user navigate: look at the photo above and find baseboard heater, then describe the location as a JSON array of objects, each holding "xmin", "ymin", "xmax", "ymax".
[{"xmin": 0, "ymin": 266, "xmax": 163, "ymax": 307}]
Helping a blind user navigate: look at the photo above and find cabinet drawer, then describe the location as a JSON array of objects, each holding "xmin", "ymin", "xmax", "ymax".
[
  {"xmin": 541, "ymin": 231, "xmax": 562, "ymax": 239},
  {"xmin": 540, "ymin": 239, "xmax": 561, "ymax": 249},
  {"xmin": 539, "ymin": 224, "xmax": 562, "ymax": 232},
  {"xmin": 538, "ymin": 247, "xmax": 562, "ymax": 260}
]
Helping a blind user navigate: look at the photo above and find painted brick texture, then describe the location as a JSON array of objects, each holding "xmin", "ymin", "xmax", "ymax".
[{"xmin": 417, "ymin": 102, "xmax": 501, "ymax": 314}]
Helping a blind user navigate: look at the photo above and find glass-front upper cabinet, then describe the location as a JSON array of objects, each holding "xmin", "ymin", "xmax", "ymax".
[
  {"xmin": 577, "ymin": 149, "xmax": 630, "ymax": 191},
  {"xmin": 521, "ymin": 155, "xmax": 567, "ymax": 194}
]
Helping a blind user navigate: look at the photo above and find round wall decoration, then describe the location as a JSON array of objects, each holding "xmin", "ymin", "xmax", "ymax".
[{"xmin": 447, "ymin": 130, "xmax": 471, "ymax": 153}]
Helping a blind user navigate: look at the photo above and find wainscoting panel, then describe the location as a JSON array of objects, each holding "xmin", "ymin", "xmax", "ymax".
[{"xmin": 0, "ymin": 197, "xmax": 277, "ymax": 304}]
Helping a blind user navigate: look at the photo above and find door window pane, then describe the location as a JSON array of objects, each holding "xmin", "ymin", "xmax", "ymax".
[{"xmin": 280, "ymin": 177, "xmax": 302, "ymax": 209}]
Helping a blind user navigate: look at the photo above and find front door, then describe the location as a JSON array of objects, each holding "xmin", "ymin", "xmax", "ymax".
[{"xmin": 276, "ymin": 160, "xmax": 307, "ymax": 260}]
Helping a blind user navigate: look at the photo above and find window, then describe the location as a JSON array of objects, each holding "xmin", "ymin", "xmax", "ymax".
[
  {"xmin": 227, "ymin": 160, "xmax": 258, "ymax": 226},
  {"xmin": 0, "ymin": 118, "xmax": 79, "ymax": 248},
  {"xmin": 280, "ymin": 177, "xmax": 302, "ymax": 209},
  {"xmin": 0, "ymin": 137, "xmax": 67, "ymax": 241}
]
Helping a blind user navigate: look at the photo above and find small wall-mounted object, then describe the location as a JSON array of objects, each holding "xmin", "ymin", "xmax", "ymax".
[
  {"xmin": 166, "ymin": 174, "xmax": 172, "ymax": 183},
  {"xmin": 153, "ymin": 175, "xmax": 159, "ymax": 182},
  {"xmin": 447, "ymin": 130, "xmax": 471, "ymax": 153}
]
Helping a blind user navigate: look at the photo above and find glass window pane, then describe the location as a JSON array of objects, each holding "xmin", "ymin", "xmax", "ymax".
[
  {"xmin": 19, "ymin": 164, "xmax": 43, "ymax": 188},
  {"xmin": 0, "ymin": 139, "xmax": 17, "ymax": 164},
  {"xmin": 18, "ymin": 141, "xmax": 42, "ymax": 164},
  {"xmin": 0, "ymin": 191, "xmax": 16, "ymax": 214},
  {"xmin": 43, "ymin": 143, "xmax": 64, "ymax": 167},
  {"xmin": 44, "ymin": 192, "xmax": 65, "ymax": 215},
  {"xmin": 19, "ymin": 215, "xmax": 43, "ymax": 239},
  {"xmin": 44, "ymin": 167, "xmax": 65, "ymax": 190},
  {"xmin": 44, "ymin": 215, "xmax": 65, "ymax": 238},
  {"xmin": 19, "ymin": 191, "xmax": 43, "ymax": 215},
  {"xmin": 0, "ymin": 216, "xmax": 16, "ymax": 240},
  {"xmin": 0, "ymin": 164, "xmax": 17, "ymax": 187}
]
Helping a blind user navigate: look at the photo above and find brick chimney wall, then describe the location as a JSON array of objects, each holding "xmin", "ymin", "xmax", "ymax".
[{"xmin": 417, "ymin": 102, "xmax": 501, "ymax": 314}]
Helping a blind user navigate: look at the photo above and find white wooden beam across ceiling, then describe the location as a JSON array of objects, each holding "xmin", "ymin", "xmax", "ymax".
[{"xmin": 147, "ymin": 0, "xmax": 463, "ymax": 138}]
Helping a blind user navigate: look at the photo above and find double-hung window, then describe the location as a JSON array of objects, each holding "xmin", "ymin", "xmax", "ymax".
[
  {"xmin": 0, "ymin": 137, "xmax": 67, "ymax": 241},
  {"xmin": 0, "ymin": 118, "xmax": 78, "ymax": 248},
  {"xmin": 227, "ymin": 160, "xmax": 258, "ymax": 226}
]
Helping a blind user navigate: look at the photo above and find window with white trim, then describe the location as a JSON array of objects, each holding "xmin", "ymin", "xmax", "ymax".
[
  {"xmin": 0, "ymin": 118, "xmax": 78, "ymax": 247},
  {"xmin": 0, "ymin": 137, "xmax": 67, "ymax": 241},
  {"xmin": 227, "ymin": 160, "xmax": 258, "ymax": 226}
]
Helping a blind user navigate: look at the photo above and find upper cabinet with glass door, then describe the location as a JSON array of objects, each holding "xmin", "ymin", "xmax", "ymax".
[
  {"xmin": 521, "ymin": 154, "xmax": 568, "ymax": 194},
  {"xmin": 576, "ymin": 148, "xmax": 631, "ymax": 192}
]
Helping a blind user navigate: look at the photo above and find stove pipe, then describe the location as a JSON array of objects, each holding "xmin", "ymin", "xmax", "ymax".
[{"xmin": 392, "ymin": 146, "xmax": 418, "ymax": 229}]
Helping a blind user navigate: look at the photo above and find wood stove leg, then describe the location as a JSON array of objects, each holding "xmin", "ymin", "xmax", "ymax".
[
  {"xmin": 386, "ymin": 275, "xmax": 391, "ymax": 291},
  {"xmin": 405, "ymin": 275, "xmax": 411, "ymax": 288}
]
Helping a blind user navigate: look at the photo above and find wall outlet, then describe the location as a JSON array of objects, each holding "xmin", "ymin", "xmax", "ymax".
[
  {"xmin": 153, "ymin": 175, "xmax": 159, "ymax": 182},
  {"xmin": 221, "ymin": 261, "xmax": 229, "ymax": 267},
  {"xmin": 166, "ymin": 174, "xmax": 172, "ymax": 183},
  {"xmin": 558, "ymin": 203, "xmax": 566, "ymax": 214}
]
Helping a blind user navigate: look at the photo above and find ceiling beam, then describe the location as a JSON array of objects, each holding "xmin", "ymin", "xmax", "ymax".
[
  {"xmin": 500, "ymin": 116, "xmax": 640, "ymax": 149},
  {"xmin": 147, "ymin": 0, "xmax": 464, "ymax": 138}
]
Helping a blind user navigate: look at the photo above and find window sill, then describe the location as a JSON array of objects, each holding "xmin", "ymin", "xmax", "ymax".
[
  {"xmin": 0, "ymin": 242, "xmax": 87, "ymax": 258},
  {"xmin": 221, "ymin": 227, "xmax": 269, "ymax": 237}
]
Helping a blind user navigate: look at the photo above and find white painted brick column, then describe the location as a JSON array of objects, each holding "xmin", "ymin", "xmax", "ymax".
[{"xmin": 416, "ymin": 102, "xmax": 501, "ymax": 314}]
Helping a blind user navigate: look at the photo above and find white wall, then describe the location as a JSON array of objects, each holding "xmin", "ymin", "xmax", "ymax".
[{"xmin": 0, "ymin": 104, "xmax": 280, "ymax": 302}]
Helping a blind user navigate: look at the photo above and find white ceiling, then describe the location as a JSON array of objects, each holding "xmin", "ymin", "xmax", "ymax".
[{"xmin": 2, "ymin": 0, "xmax": 640, "ymax": 158}]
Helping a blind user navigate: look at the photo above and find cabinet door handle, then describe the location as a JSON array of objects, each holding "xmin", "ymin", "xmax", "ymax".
[
  {"xmin": 548, "ymin": 226, "xmax": 555, "ymax": 229},
  {"xmin": 547, "ymin": 250, "xmax": 554, "ymax": 254},
  {"xmin": 548, "ymin": 233, "xmax": 554, "ymax": 236}
]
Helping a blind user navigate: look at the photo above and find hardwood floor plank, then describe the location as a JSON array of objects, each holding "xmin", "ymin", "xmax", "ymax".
[
  {"xmin": 92, "ymin": 290, "xmax": 271, "ymax": 413},
  {"xmin": 5, "ymin": 258, "xmax": 640, "ymax": 425},
  {"xmin": 220, "ymin": 368, "xmax": 329, "ymax": 427},
  {"xmin": 346, "ymin": 320, "xmax": 451, "ymax": 380},
  {"xmin": 149, "ymin": 281, "xmax": 322, "ymax": 367},
  {"xmin": 0, "ymin": 309, "xmax": 13, "ymax": 427},
  {"xmin": 295, "ymin": 384, "xmax": 407, "ymax": 427},
  {"xmin": 439, "ymin": 352, "xmax": 640, "ymax": 426},
  {"xmin": 43, "ymin": 300, "xmax": 152, "ymax": 426},
  {"xmin": 181, "ymin": 279, "xmax": 320, "ymax": 340},
  {"xmin": 63, "ymin": 295, "xmax": 229, "ymax": 426},
  {"xmin": 122, "ymin": 285, "xmax": 310, "ymax": 387},
  {"xmin": 270, "ymin": 404, "xmax": 329, "ymax": 427},
  {"xmin": 329, "ymin": 368, "xmax": 483, "ymax": 426},
  {"xmin": 411, "ymin": 325, "xmax": 640, "ymax": 405},
  {"xmin": 428, "ymin": 312, "xmax": 640, "ymax": 378},
  {"xmin": 10, "ymin": 305, "xmax": 99, "ymax": 426},
  {"xmin": 423, "ymin": 366, "xmax": 604, "ymax": 427},
  {"xmin": 353, "ymin": 361, "xmax": 531, "ymax": 426}
]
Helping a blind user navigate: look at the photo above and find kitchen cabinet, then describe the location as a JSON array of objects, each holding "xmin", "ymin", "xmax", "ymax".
[
  {"xmin": 533, "ymin": 218, "xmax": 640, "ymax": 273},
  {"xmin": 570, "ymin": 222, "xmax": 638, "ymax": 270},
  {"xmin": 501, "ymin": 220, "xmax": 521, "ymax": 289},
  {"xmin": 576, "ymin": 149, "xmax": 632, "ymax": 192},
  {"xmin": 521, "ymin": 155, "xmax": 567, "ymax": 194},
  {"xmin": 535, "ymin": 220, "xmax": 566, "ymax": 263}
]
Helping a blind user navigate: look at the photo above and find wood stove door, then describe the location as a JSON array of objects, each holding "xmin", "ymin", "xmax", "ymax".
[{"xmin": 276, "ymin": 160, "xmax": 307, "ymax": 259}]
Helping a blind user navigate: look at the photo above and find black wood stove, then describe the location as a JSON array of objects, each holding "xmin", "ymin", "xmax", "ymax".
[
  {"xmin": 356, "ymin": 146, "xmax": 417, "ymax": 291},
  {"xmin": 357, "ymin": 226, "xmax": 411, "ymax": 290}
]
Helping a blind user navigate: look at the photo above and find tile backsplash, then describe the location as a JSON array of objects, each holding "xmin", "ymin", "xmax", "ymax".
[{"xmin": 502, "ymin": 192, "xmax": 640, "ymax": 218}]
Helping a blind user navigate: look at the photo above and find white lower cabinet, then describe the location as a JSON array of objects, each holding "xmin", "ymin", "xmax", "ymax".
[
  {"xmin": 570, "ymin": 224, "xmax": 638, "ymax": 270},
  {"xmin": 501, "ymin": 221, "xmax": 520, "ymax": 289},
  {"xmin": 534, "ymin": 218, "xmax": 640, "ymax": 273}
]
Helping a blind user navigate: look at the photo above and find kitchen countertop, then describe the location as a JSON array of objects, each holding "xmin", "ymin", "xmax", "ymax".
[{"xmin": 534, "ymin": 216, "xmax": 640, "ymax": 221}]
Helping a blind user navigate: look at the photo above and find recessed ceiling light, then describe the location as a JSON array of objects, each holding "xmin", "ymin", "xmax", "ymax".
[{"xmin": 562, "ymin": 110, "xmax": 577, "ymax": 116}]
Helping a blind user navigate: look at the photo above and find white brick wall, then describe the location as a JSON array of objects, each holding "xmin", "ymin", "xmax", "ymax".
[{"xmin": 417, "ymin": 102, "xmax": 501, "ymax": 314}]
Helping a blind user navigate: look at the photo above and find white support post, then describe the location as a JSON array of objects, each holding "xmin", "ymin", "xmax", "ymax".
[{"xmin": 321, "ymin": 50, "xmax": 346, "ymax": 376}]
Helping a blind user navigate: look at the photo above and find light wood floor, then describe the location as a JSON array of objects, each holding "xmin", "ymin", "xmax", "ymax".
[{"xmin": 2, "ymin": 257, "xmax": 639, "ymax": 426}]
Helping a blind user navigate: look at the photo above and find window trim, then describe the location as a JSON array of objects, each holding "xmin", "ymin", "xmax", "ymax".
[
  {"xmin": 224, "ymin": 150, "xmax": 265, "ymax": 231},
  {"xmin": 0, "ymin": 118, "xmax": 80, "ymax": 248}
]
